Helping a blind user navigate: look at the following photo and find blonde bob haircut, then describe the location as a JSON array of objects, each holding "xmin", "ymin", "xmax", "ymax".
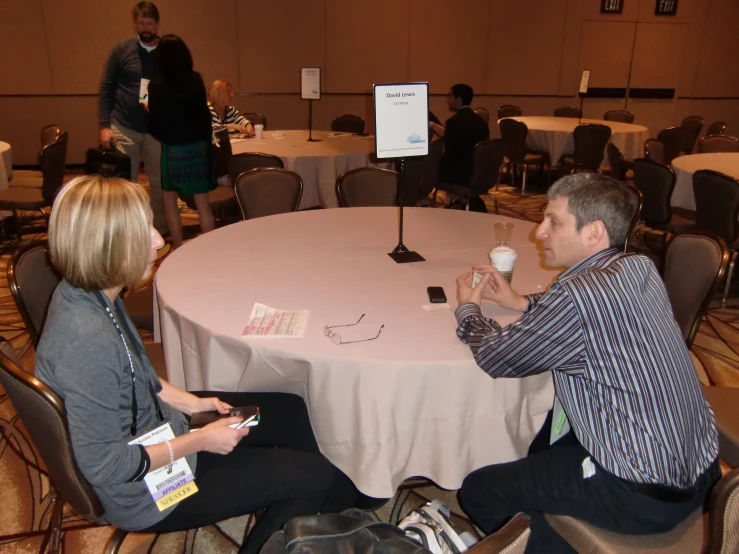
[
  {"xmin": 49, "ymin": 175, "xmax": 151, "ymax": 291},
  {"xmin": 209, "ymin": 79, "xmax": 232, "ymax": 108}
]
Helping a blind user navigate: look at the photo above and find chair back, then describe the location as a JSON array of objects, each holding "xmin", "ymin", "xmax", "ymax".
[
  {"xmin": 499, "ymin": 118, "xmax": 528, "ymax": 163},
  {"xmin": 212, "ymin": 127, "xmax": 233, "ymax": 178},
  {"xmin": 680, "ymin": 115, "xmax": 704, "ymax": 152},
  {"xmin": 698, "ymin": 135, "xmax": 739, "ymax": 154},
  {"xmin": 418, "ymin": 139, "xmax": 444, "ymax": 199},
  {"xmin": 705, "ymin": 121, "xmax": 727, "ymax": 137},
  {"xmin": 400, "ymin": 155, "xmax": 427, "ymax": 206},
  {"xmin": 644, "ymin": 138, "xmax": 665, "ymax": 164},
  {"xmin": 470, "ymin": 139, "xmax": 505, "ymax": 196},
  {"xmin": 8, "ymin": 241, "xmax": 61, "ymax": 348},
  {"xmin": 707, "ymin": 467, "xmax": 739, "ymax": 553},
  {"xmin": 657, "ymin": 126, "xmax": 692, "ymax": 164},
  {"xmin": 632, "ymin": 158, "xmax": 675, "ymax": 227},
  {"xmin": 606, "ymin": 143, "xmax": 626, "ymax": 181},
  {"xmin": 336, "ymin": 167, "xmax": 398, "ymax": 207},
  {"xmin": 662, "ymin": 232, "xmax": 728, "ymax": 348},
  {"xmin": 624, "ymin": 186, "xmax": 643, "ymax": 253},
  {"xmin": 41, "ymin": 132, "xmax": 68, "ymax": 203},
  {"xmin": 331, "ymin": 114, "xmax": 365, "ymax": 135},
  {"xmin": 693, "ymin": 169, "xmax": 739, "ymax": 243},
  {"xmin": 554, "ymin": 106, "xmax": 582, "ymax": 118},
  {"xmin": 0, "ymin": 339, "xmax": 105, "ymax": 523},
  {"xmin": 572, "ymin": 124, "xmax": 611, "ymax": 171},
  {"xmin": 227, "ymin": 152, "xmax": 284, "ymax": 184},
  {"xmin": 41, "ymin": 124, "xmax": 61, "ymax": 148},
  {"xmin": 474, "ymin": 107, "xmax": 490, "ymax": 124},
  {"xmin": 242, "ymin": 113, "xmax": 266, "ymax": 129},
  {"xmin": 497, "ymin": 105, "xmax": 522, "ymax": 119},
  {"xmin": 234, "ymin": 168, "xmax": 303, "ymax": 220},
  {"xmin": 603, "ymin": 110, "xmax": 634, "ymax": 124}
]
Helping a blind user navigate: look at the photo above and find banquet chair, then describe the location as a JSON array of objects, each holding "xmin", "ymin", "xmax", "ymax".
[
  {"xmin": 606, "ymin": 143, "xmax": 626, "ymax": 181},
  {"xmin": 41, "ymin": 124, "xmax": 62, "ymax": 148},
  {"xmin": 604, "ymin": 110, "xmax": 634, "ymax": 124},
  {"xmin": 703, "ymin": 386, "xmax": 739, "ymax": 468},
  {"xmin": 234, "ymin": 168, "xmax": 303, "ymax": 219},
  {"xmin": 553, "ymin": 106, "xmax": 582, "ymax": 118},
  {"xmin": 559, "ymin": 124, "xmax": 611, "ymax": 172},
  {"xmin": 662, "ymin": 232, "xmax": 728, "ymax": 348},
  {"xmin": 398, "ymin": 154, "xmax": 427, "ymax": 206},
  {"xmin": 692, "ymin": 170, "xmax": 739, "ymax": 308},
  {"xmin": 11, "ymin": 126, "xmax": 64, "ymax": 187},
  {"xmin": 474, "ymin": 107, "xmax": 490, "ymax": 124},
  {"xmin": 657, "ymin": 127, "xmax": 692, "ymax": 164},
  {"xmin": 227, "ymin": 152, "xmax": 284, "ymax": 184},
  {"xmin": 623, "ymin": 186, "xmax": 642, "ymax": 253},
  {"xmin": 438, "ymin": 139, "xmax": 504, "ymax": 214},
  {"xmin": 421, "ymin": 138, "xmax": 445, "ymax": 204},
  {"xmin": 6, "ymin": 240, "xmax": 167, "ymax": 379},
  {"xmin": 243, "ymin": 112, "xmax": 266, "ymax": 129},
  {"xmin": 705, "ymin": 121, "xmax": 727, "ymax": 137},
  {"xmin": 644, "ymin": 138, "xmax": 666, "ymax": 164},
  {"xmin": 545, "ymin": 467, "xmax": 739, "ymax": 554},
  {"xmin": 680, "ymin": 115, "xmax": 704, "ymax": 153},
  {"xmin": 0, "ymin": 132, "xmax": 68, "ymax": 241},
  {"xmin": 331, "ymin": 114, "xmax": 365, "ymax": 135},
  {"xmin": 497, "ymin": 104, "xmax": 523, "ymax": 119},
  {"xmin": 336, "ymin": 167, "xmax": 398, "ymax": 207},
  {"xmin": 212, "ymin": 126, "xmax": 233, "ymax": 183},
  {"xmin": 0, "ymin": 338, "xmax": 132, "ymax": 554},
  {"xmin": 499, "ymin": 118, "xmax": 550, "ymax": 195},
  {"xmin": 698, "ymin": 135, "xmax": 739, "ymax": 154}
]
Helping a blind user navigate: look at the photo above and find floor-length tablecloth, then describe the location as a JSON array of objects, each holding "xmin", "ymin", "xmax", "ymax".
[
  {"xmin": 508, "ymin": 116, "xmax": 649, "ymax": 165},
  {"xmin": 671, "ymin": 153, "xmax": 739, "ymax": 210},
  {"xmin": 155, "ymin": 208, "xmax": 559, "ymax": 496},
  {"xmin": 230, "ymin": 130, "xmax": 381, "ymax": 210}
]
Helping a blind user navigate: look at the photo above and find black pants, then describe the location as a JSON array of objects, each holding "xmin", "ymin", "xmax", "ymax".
[
  {"xmin": 140, "ymin": 392, "xmax": 358, "ymax": 554},
  {"xmin": 458, "ymin": 410, "xmax": 720, "ymax": 553}
]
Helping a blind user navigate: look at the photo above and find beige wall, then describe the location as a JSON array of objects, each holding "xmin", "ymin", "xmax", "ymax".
[{"xmin": 1, "ymin": 0, "xmax": 737, "ymax": 164}]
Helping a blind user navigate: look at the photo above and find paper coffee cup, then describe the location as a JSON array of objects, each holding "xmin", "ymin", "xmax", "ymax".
[
  {"xmin": 254, "ymin": 124, "xmax": 264, "ymax": 139},
  {"xmin": 490, "ymin": 246, "xmax": 516, "ymax": 284}
]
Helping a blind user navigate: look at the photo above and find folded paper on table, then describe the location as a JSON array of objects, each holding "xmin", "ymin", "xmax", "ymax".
[{"xmin": 243, "ymin": 302, "xmax": 309, "ymax": 339}]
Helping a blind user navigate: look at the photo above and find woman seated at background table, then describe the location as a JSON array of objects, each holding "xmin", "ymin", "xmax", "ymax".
[
  {"xmin": 35, "ymin": 175, "xmax": 360, "ymax": 554},
  {"xmin": 147, "ymin": 34, "xmax": 215, "ymax": 250},
  {"xmin": 209, "ymin": 79, "xmax": 255, "ymax": 136}
]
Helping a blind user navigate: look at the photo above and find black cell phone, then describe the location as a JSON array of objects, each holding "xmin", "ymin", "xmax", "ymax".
[
  {"xmin": 189, "ymin": 405, "xmax": 260, "ymax": 430},
  {"xmin": 427, "ymin": 286, "xmax": 447, "ymax": 304}
]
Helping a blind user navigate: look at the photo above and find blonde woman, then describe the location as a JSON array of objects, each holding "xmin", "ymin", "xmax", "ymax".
[
  {"xmin": 36, "ymin": 176, "xmax": 360, "ymax": 554},
  {"xmin": 209, "ymin": 79, "xmax": 255, "ymax": 136}
]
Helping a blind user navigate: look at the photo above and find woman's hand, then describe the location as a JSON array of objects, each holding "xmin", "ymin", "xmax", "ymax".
[
  {"xmin": 196, "ymin": 396, "xmax": 232, "ymax": 414},
  {"xmin": 198, "ymin": 417, "xmax": 251, "ymax": 454}
]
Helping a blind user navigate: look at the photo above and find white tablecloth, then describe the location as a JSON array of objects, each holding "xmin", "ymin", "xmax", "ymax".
[
  {"xmin": 671, "ymin": 153, "xmax": 739, "ymax": 211},
  {"xmin": 508, "ymin": 116, "xmax": 649, "ymax": 165},
  {"xmin": 0, "ymin": 142, "xmax": 11, "ymax": 189},
  {"xmin": 155, "ymin": 208, "xmax": 559, "ymax": 496},
  {"xmin": 230, "ymin": 130, "xmax": 381, "ymax": 210}
]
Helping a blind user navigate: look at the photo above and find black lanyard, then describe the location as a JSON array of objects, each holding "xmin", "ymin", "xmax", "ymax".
[{"xmin": 95, "ymin": 291, "xmax": 164, "ymax": 436}]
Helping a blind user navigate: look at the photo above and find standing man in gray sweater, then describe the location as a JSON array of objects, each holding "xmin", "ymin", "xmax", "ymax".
[{"xmin": 99, "ymin": 2, "xmax": 167, "ymax": 236}]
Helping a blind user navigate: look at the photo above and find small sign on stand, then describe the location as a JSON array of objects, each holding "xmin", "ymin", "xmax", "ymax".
[
  {"xmin": 373, "ymin": 82, "xmax": 429, "ymax": 264},
  {"xmin": 655, "ymin": 0, "xmax": 678, "ymax": 15},
  {"xmin": 301, "ymin": 67, "xmax": 321, "ymax": 142}
]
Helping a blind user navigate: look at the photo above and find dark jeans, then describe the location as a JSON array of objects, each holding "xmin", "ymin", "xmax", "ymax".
[
  {"xmin": 458, "ymin": 410, "xmax": 720, "ymax": 553},
  {"xmin": 140, "ymin": 392, "xmax": 358, "ymax": 554}
]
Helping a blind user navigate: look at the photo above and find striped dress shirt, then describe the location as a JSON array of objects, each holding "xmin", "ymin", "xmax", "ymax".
[
  {"xmin": 456, "ymin": 247, "xmax": 717, "ymax": 488},
  {"xmin": 208, "ymin": 103, "xmax": 251, "ymax": 129}
]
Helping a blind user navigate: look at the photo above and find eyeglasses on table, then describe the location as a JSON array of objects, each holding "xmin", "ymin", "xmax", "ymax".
[{"xmin": 323, "ymin": 314, "xmax": 384, "ymax": 345}]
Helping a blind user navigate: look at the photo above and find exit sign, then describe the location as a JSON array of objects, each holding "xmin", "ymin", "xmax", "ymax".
[
  {"xmin": 655, "ymin": 0, "xmax": 678, "ymax": 15},
  {"xmin": 601, "ymin": 0, "xmax": 624, "ymax": 14}
]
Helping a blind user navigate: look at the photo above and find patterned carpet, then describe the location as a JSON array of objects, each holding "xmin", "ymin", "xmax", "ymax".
[{"xmin": 0, "ymin": 179, "xmax": 737, "ymax": 553}]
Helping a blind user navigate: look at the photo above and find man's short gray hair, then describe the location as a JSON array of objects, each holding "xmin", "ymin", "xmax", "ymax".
[{"xmin": 547, "ymin": 173, "xmax": 635, "ymax": 248}]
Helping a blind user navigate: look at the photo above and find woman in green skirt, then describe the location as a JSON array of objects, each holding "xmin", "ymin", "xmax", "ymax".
[{"xmin": 147, "ymin": 34, "xmax": 215, "ymax": 249}]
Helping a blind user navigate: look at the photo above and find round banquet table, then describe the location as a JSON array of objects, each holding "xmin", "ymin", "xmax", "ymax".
[
  {"xmin": 230, "ymin": 130, "xmax": 381, "ymax": 210},
  {"xmin": 508, "ymin": 116, "xmax": 649, "ymax": 166},
  {"xmin": 0, "ymin": 141, "xmax": 11, "ymax": 189},
  {"xmin": 671, "ymin": 153, "xmax": 739, "ymax": 211},
  {"xmin": 155, "ymin": 208, "xmax": 559, "ymax": 496}
]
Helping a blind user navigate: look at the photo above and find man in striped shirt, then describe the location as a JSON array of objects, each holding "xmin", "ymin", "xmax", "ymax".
[{"xmin": 455, "ymin": 173, "xmax": 719, "ymax": 553}]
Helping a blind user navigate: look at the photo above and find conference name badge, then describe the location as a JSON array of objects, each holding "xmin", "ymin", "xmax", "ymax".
[
  {"xmin": 139, "ymin": 78, "xmax": 150, "ymax": 102},
  {"xmin": 128, "ymin": 423, "xmax": 198, "ymax": 511}
]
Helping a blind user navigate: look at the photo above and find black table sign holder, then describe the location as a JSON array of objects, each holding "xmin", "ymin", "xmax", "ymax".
[
  {"xmin": 388, "ymin": 157, "xmax": 425, "ymax": 263},
  {"xmin": 307, "ymin": 100, "xmax": 321, "ymax": 143}
]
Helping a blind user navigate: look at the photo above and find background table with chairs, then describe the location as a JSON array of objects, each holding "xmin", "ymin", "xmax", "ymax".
[
  {"xmin": 671, "ymin": 153, "xmax": 739, "ymax": 210},
  {"xmin": 155, "ymin": 207, "xmax": 560, "ymax": 497},
  {"xmin": 230, "ymin": 130, "xmax": 383, "ymax": 210},
  {"xmin": 508, "ymin": 116, "xmax": 649, "ymax": 166}
]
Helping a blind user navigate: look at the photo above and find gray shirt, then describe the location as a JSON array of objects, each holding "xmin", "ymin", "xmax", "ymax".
[{"xmin": 36, "ymin": 280, "xmax": 195, "ymax": 531}]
